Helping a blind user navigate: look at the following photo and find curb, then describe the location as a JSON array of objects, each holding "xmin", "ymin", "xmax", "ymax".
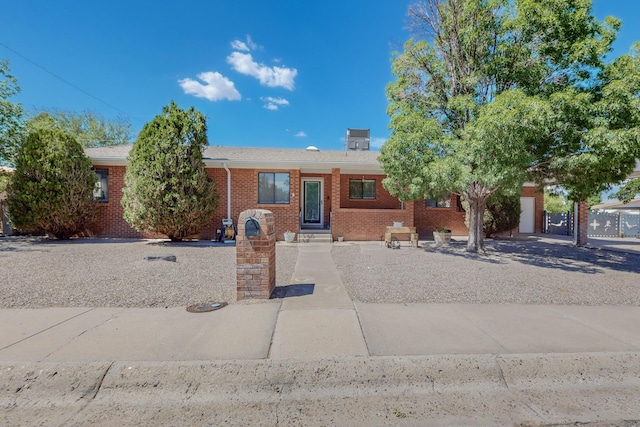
[{"xmin": 3, "ymin": 352, "xmax": 640, "ymax": 425}]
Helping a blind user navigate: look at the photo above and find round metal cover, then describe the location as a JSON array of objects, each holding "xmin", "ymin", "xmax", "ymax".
[{"xmin": 186, "ymin": 302, "xmax": 228, "ymax": 313}]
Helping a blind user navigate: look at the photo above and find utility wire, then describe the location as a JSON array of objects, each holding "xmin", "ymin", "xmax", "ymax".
[{"xmin": 0, "ymin": 41, "xmax": 141, "ymax": 122}]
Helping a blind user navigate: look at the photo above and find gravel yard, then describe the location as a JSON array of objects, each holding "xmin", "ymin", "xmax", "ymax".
[
  {"xmin": 0, "ymin": 237, "xmax": 298, "ymax": 309},
  {"xmin": 1, "ymin": 236, "xmax": 639, "ymax": 308},
  {"xmin": 334, "ymin": 239, "xmax": 640, "ymax": 306}
]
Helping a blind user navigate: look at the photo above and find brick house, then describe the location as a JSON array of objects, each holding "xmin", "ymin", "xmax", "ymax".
[{"xmin": 85, "ymin": 144, "xmax": 543, "ymax": 241}]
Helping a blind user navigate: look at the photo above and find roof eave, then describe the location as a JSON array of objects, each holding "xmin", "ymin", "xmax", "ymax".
[
  {"xmin": 91, "ymin": 157, "xmax": 128, "ymax": 167},
  {"xmin": 204, "ymin": 159, "xmax": 383, "ymax": 173}
]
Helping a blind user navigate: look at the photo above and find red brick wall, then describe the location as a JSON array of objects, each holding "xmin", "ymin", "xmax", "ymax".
[
  {"xmin": 91, "ymin": 166, "xmax": 147, "ymax": 238},
  {"xmin": 339, "ymin": 174, "xmax": 401, "ymax": 209},
  {"xmin": 90, "ymin": 166, "xmax": 302, "ymax": 241},
  {"xmin": 413, "ymin": 194, "xmax": 467, "ymax": 237},
  {"xmin": 89, "ymin": 164, "xmax": 545, "ymax": 241},
  {"xmin": 211, "ymin": 168, "xmax": 301, "ymax": 241},
  {"xmin": 332, "ymin": 208, "xmax": 413, "ymax": 241}
]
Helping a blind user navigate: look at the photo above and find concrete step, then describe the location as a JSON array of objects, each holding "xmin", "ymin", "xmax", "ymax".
[{"xmin": 298, "ymin": 231, "xmax": 333, "ymax": 244}]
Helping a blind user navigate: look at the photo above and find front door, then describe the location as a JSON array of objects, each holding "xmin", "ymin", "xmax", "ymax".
[{"xmin": 302, "ymin": 178, "xmax": 323, "ymax": 228}]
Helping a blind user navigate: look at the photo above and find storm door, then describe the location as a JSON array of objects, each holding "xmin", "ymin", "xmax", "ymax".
[{"xmin": 302, "ymin": 178, "xmax": 323, "ymax": 228}]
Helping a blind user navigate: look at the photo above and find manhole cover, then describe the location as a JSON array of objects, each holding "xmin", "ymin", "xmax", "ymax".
[{"xmin": 186, "ymin": 302, "xmax": 228, "ymax": 313}]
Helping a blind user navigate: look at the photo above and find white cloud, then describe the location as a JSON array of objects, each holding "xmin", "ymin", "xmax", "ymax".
[
  {"xmin": 295, "ymin": 131, "xmax": 307, "ymax": 137},
  {"xmin": 230, "ymin": 40, "xmax": 249, "ymax": 51},
  {"xmin": 178, "ymin": 72, "xmax": 241, "ymax": 102},
  {"xmin": 370, "ymin": 137, "xmax": 387, "ymax": 148},
  {"xmin": 260, "ymin": 96, "xmax": 289, "ymax": 110},
  {"xmin": 230, "ymin": 35, "xmax": 259, "ymax": 52},
  {"xmin": 246, "ymin": 35, "xmax": 258, "ymax": 50},
  {"xmin": 227, "ymin": 52, "xmax": 297, "ymax": 90}
]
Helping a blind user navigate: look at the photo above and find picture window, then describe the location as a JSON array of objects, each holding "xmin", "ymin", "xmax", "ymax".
[
  {"xmin": 349, "ymin": 179, "xmax": 376, "ymax": 199},
  {"xmin": 258, "ymin": 172, "xmax": 290, "ymax": 204}
]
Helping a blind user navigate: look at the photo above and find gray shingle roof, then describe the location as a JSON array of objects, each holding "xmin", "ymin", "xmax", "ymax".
[{"xmin": 87, "ymin": 145, "xmax": 384, "ymax": 173}]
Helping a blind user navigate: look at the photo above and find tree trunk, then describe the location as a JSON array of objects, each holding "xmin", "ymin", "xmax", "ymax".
[{"xmin": 465, "ymin": 183, "xmax": 491, "ymax": 253}]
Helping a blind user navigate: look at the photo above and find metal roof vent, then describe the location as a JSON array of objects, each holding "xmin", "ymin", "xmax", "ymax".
[
  {"xmin": 346, "ymin": 128, "xmax": 370, "ymax": 151},
  {"xmin": 306, "ymin": 145, "xmax": 320, "ymax": 151}
]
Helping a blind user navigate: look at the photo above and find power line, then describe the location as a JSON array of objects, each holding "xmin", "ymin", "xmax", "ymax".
[{"xmin": 0, "ymin": 41, "xmax": 141, "ymax": 122}]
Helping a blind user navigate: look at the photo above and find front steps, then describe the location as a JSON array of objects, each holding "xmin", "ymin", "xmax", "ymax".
[{"xmin": 297, "ymin": 229, "xmax": 333, "ymax": 244}]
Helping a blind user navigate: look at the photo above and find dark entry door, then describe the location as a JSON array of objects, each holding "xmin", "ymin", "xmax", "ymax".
[{"xmin": 302, "ymin": 179, "xmax": 323, "ymax": 227}]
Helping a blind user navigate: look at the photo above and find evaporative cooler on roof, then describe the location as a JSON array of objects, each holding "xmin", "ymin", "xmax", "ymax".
[{"xmin": 346, "ymin": 128, "xmax": 370, "ymax": 151}]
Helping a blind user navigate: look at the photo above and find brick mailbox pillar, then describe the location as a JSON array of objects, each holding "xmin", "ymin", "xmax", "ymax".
[{"xmin": 236, "ymin": 209, "xmax": 276, "ymax": 300}]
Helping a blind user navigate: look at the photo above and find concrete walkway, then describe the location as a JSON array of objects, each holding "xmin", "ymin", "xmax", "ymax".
[
  {"xmin": 2, "ymin": 238, "xmax": 640, "ymax": 425},
  {"xmin": 269, "ymin": 244, "xmax": 368, "ymax": 359}
]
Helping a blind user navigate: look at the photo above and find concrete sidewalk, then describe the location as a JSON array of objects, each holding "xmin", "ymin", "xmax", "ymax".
[
  {"xmin": 2, "ymin": 302, "xmax": 640, "ymax": 362},
  {"xmin": 2, "ymin": 241, "xmax": 639, "ymax": 362},
  {"xmin": 2, "ymin": 240, "xmax": 640, "ymax": 425}
]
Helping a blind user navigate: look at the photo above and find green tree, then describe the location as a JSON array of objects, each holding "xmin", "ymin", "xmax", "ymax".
[
  {"xmin": 0, "ymin": 60, "xmax": 24, "ymax": 165},
  {"xmin": 544, "ymin": 189, "xmax": 571, "ymax": 214},
  {"xmin": 27, "ymin": 109, "xmax": 131, "ymax": 147},
  {"xmin": 463, "ymin": 192, "xmax": 521, "ymax": 238},
  {"xmin": 380, "ymin": 0, "xmax": 640, "ymax": 252},
  {"xmin": 0, "ymin": 168, "xmax": 11, "ymax": 194},
  {"xmin": 613, "ymin": 178, "xmax": 640, "ymax": 203},
  {"xmin": 6, "ymin": 129, "xmax": 97, "ymax": 239},
  {"xmin": 121, "ymin": 101, "xmax": 219, "ymax": 241},
  {"xmin": 483, "ymin": 193, "xmax": 521, "ymax": 238}
]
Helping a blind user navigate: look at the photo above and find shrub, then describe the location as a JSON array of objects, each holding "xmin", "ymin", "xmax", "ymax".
[
  {"xmin": 483, "ymin": 192, "xmax": 521, "ymax": 238},
  {"xmin": 121, "ymin": 101, "xmax": 218, "ymax": 241},
  {"xmin": 6, "ymin": 129, "xmax": 97, "ymax": 239},
  {"xmin": 463, "ymin": 192, "xmax": 521, "ymax": 238}
]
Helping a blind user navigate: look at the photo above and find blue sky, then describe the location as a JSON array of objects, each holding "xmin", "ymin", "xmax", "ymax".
[{"xmin": 2, "ymin": 1, "xmax": 639, "ymax": 152}]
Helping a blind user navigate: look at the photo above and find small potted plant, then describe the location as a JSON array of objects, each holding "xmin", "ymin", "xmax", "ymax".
[
  {"xmin": 284, "ymin": 230, "xmax": 295, "ymax": 243},
  {"xmin": 433, "ymin": 225, "xmax": 451, "ymax": 244}
]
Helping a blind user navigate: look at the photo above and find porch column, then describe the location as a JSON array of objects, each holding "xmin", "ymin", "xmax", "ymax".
[{"xmin": 331, "ymin": 168, "xmax": 341, "ymax": 209}]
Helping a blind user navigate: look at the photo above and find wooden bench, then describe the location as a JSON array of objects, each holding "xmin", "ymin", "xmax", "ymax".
[{"xmin": 384, "ymin": 226, "xmax": 418, "ymax": 248}]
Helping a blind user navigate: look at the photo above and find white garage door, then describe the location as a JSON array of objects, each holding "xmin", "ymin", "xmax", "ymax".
[{"xmin": 519, "ymin": 197, "xmax": 535, "ymax": 233}]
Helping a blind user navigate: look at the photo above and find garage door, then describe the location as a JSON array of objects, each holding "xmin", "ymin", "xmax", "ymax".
[{"xmin": 519, "ymin": 197, "xmax": 535, "ymax": 233}]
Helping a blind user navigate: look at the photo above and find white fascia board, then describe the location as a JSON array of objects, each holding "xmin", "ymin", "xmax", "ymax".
[
  {"xmin": 91, "ymin": 157, "xmax": 128, "ymax": 167},
  {"xmin": 88, "ymin": 157, "xmax": 384, "ymax": 173},
  {"xmin": 204, "ymin": 159, "xmax": 383, "ymax": 174}
]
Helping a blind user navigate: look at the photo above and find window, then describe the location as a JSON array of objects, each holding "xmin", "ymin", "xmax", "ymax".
[
  {"xmin": 349, "ymin": 179, "xmax": 376, "ymax": 199},
  {"xmin": 258, "ymin": 172, "xmax": 290, "ymax": 204},
  {"xmin": 94, "ymin": 169, "xmax": 108, "ymax": 202},
  {"xmin": 426, "ymin": 195, "xmax": 451, "ymax": 208}
]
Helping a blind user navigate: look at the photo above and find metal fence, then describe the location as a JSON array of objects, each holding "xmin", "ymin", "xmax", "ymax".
[
  {"xmin": 544, "ymin": 212, "xmax": 573, "ymax": 236},
  {"xmin": 620, "ymin": 214, "xmax": 640, "ymax": 237},
  {"xmin": 544, "ymin": 211, "xmax": 640, "ymax": 238}
]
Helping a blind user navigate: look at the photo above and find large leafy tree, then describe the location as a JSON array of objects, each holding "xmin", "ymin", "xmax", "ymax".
[
  {"xmin": 380, "ymin": 0, "xmax": 640, "ymax": 252},
  {"xmin": 544, "ymin": 189, "xmax": 572, "ymax": 214},
  {"xmin": 6, "ymin": 128, "xmax": 97, "ymax": 239},
  {"xmin": 121, "ymin": 101, "xmax": 219, "ymax": 241},
  {"xmin": 27, "ymin": 109, "xmax": 131, "ymax": 147},
  {"xmin": 0, "ymin": 60, "xmax": 24, "ymax": 165},
  {"xmin": 614, "ymin": 178, "xmax": 640, "ymax": 203}
]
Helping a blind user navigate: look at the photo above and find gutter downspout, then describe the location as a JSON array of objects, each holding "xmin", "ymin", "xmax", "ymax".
[{"xmin": 223, "ymin": 162, "xmax": 231, "ymax": 221}]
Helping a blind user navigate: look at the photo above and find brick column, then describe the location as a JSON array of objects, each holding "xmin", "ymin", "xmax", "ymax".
[
  {"xmin": 236, "ymin": 209, "xmax": 276, "ymax": 300},
  {"xmin": 576, "ymin": 201, "xmax": 589, "ymax": 246},
  {"xmin": 331, "ymin": 168, "xmax": 341, "ymax": 210}
]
